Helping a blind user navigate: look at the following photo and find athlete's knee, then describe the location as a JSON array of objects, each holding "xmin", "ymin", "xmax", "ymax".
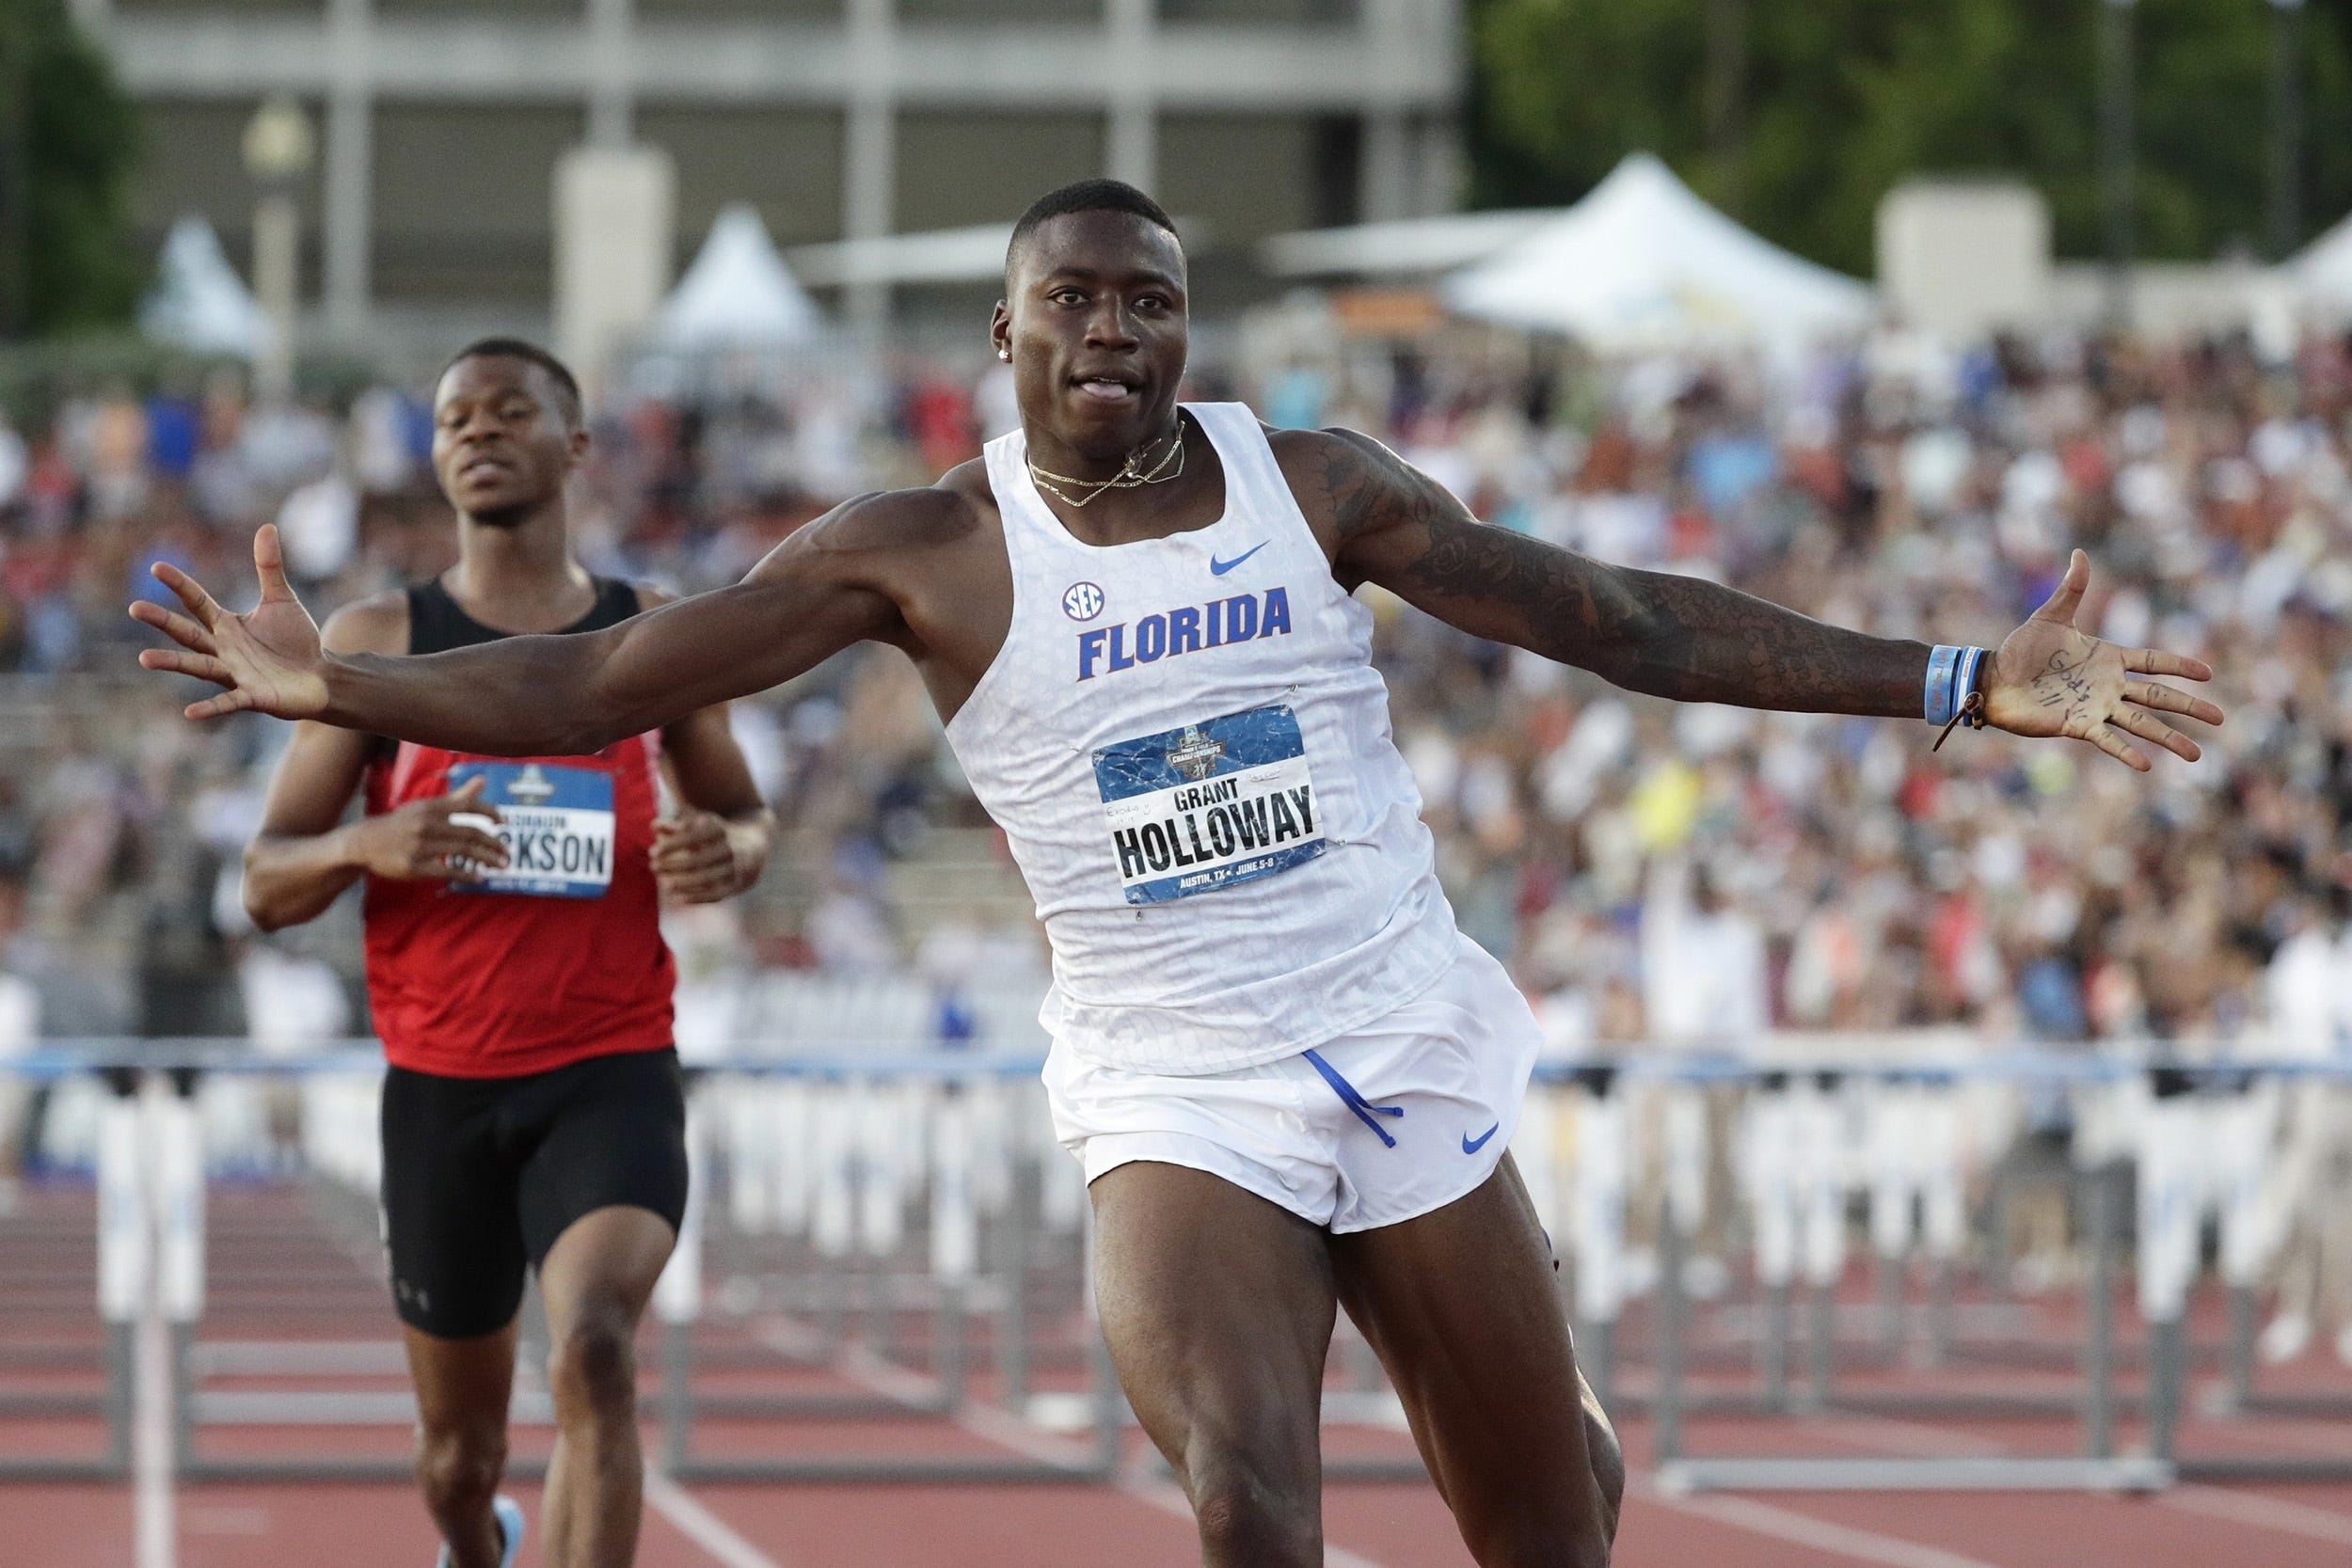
[
  {"xmin": 415, "ymin": 1421, "xmax": 506, "ymax": 1515},
  {"xmin": 1184, "ymin": 1446, "xmax": 1320, "ymax": 1567},
  {"xmin": 547, "ymin": 1306, "xmax": 639, "ymax": 1421}
]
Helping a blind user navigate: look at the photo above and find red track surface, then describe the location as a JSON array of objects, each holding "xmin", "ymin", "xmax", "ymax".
[
  {"xmin": 20, "ymin": 1440, "xmax": 2352, "ymax": 1567},
  {"xmin": 10, "ymin": 1185, "xmax": 2352, "ymax": 1566}
]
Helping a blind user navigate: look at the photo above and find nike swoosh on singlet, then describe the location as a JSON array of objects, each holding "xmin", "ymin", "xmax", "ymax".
[
  {"xmin": 1209, "ymin": 542, "xmax": 1269, "ymax": 575},
  {"xmin": 1462, "ymin": 1123, "xmax": 1501, "ymax": 1154}
]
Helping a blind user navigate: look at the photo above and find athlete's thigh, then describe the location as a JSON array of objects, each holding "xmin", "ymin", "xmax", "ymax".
[
  {"xmin": 1329, "ymin": 1154, "xmax": 1617, "ymax": 1551},
  {"xmin": 515, "ymin": 1050, "xmax": 687, "ymax": 1279},
  {"xmin": 380, "ymin": 1068, "xmax": 529, "ymax": 1338},
  {"xmin": 1088, "ymin": 1159, "xmax": 1337, "ymax": 1487}
]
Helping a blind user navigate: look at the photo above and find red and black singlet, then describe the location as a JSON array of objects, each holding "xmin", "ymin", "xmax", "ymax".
[{"xmin": 361, "ymin": 576, "xmax": 675, "ymax": 1078}]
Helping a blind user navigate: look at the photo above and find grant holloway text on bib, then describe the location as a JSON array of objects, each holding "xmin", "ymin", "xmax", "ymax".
[{"xmin": 1092, "ymin": 705, "xmax": 1326, "ymax": 906}]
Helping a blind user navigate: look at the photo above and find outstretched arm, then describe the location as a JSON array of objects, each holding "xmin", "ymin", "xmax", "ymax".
[
  {"xmin": 1310, "ymin": 428, "xmax": 2221, "ymax": 768},
  {"xmin": 134, "ymin": 500, "xmax": 908, "ymax": 756},
  {"xmin": 1317, "ymin": 427, "xmax": 1923, "ymax": 713}
]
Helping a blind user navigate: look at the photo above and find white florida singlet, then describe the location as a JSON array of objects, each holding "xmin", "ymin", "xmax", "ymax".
[{"xmin": 946, "ymin": 402, "xmax": 1459, "ymax": 1076}]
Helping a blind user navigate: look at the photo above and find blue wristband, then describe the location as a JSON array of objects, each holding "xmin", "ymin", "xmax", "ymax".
[
  {"xmin": 1955, "ymin": 645, "xmax": 1987, "ymax": 723},
  {"xmin": 1925, "ymin": 645, "xmax": 1962, "ymax": 726},
  {"xmin": 1925, "ymin": 644, "xmax": 1989, "ymax": 727}
]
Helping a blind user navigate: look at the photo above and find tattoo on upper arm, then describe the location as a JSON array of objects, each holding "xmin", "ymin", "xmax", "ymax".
[
  {"xmin": 1321, "ymin": 432, "xmax": 1918, "ymax": 715},
  {"xmin": 1319, "ymin": 436, "xmax": 1393, "ymax": 543},
  {"xmin": 1325, "ymin": 432, "xmax": 1613, "ymax": 658}
]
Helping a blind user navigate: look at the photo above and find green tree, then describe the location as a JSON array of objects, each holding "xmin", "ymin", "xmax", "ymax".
[
  {"xmin": 1470, "ymin": 0, "xmax": 2352, "ymax": 274},
  {"xmin": 0, "ymin": 0, "xmax": 142, "ymax": 338}
]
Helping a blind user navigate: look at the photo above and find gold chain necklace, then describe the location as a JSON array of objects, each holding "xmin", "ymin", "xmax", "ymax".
[{"xmin": 1028, "ymin": 422, "xmax": 1186, "ymax": 510}]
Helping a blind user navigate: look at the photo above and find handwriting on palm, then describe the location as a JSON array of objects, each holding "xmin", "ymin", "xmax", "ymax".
[
  {"xmin": 1981, "ymin": 549, "xmax": 2223, "ymax": 772},
  {"xmin": 129, "ymin": 524, "xmax": 330, "ymax": 721}
]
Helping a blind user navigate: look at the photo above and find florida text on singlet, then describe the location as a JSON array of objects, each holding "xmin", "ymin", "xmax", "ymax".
[
  {"xmin": 945, "ymin": 403, "xmax": 1457, "ymax": 1076},
  {"xmin": 361, "ymin": 577, "xmax": 675, "ymax": 1078}
]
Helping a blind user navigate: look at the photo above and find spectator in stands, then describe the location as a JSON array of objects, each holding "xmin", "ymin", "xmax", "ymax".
[
  {"xmin": 0, "ymin": 869, "xmax": 36, "ymax": 1208},
  {"xmin": 2262, "ymin": 893, "xmax": 2352, "ymax": 1364}
]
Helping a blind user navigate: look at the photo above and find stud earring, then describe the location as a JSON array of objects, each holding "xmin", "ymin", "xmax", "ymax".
[{"xmin": 998, "ymin": 348, "xmax": 1010, "ymax": 360}]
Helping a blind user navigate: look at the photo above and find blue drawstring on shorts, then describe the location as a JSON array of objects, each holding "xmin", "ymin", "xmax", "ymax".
[{"xmin": 1301, "ymin": 1049, "xmax": 1404, "ymax": 1148}]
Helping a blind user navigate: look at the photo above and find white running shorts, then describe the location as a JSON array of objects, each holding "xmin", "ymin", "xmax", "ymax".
[{"xmin": 1043, "ymin": 933, "xmax": 1541, "ymax": 1232}]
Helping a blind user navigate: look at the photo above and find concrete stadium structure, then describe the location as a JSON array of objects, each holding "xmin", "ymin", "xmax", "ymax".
[{"xmin": 77, "ymin": 0, "xmax": 1465, "ymax": 333}]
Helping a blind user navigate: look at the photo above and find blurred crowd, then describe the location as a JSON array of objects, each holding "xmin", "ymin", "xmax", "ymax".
[
  {"xmin": 1305, "ymin": 326, "xmax": 2352, "ymax": 1066},
  {"xmin": 0, "ymin": 323, "xmax": 2347, "ymax": 1072},
  {"xmin": 7, "ymin": 313, "xmax": 2351, "ymax": 1349}
]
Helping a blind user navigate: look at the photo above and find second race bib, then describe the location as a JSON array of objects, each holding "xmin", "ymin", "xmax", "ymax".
[
  {"xmin": 1093, "ymin": 705, "xmax": 1326, "ymax": 906},
  {"xmin": 447, "ymin": 761, "xmax": 615, "ymax": 899}
]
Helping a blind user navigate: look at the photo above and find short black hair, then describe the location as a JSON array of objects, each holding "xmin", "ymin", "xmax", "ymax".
[
  {"xmin": 438, "ymin": 338, "xmax": 582, "ymax": 428},
  {"xmin": 1006, "ymin": 179, "xmax": 1180, "ymax": 278}
]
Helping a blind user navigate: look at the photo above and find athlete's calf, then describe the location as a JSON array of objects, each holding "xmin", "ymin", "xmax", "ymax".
[
  {"xmin": 404, "ymin": 1323, "xmax": 517, "ymax": 1568},
  {"xmin": 536, "ymin": 1207, "xmax": 675, "ymax": 1568}
]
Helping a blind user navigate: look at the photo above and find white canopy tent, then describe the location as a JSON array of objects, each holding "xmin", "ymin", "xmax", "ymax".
[
  {"xmin": 1259, "ymin": 209, "xmax": 1565, "ymax": 279},
  {"xmin": 652, "ymin": 203, "xmax": 822, "ymax": 348},
  {"xmin": 1445, "ymin": 153, "xmax": 1876, "ymax": 350},
  {"xmin": 2286, "ymin": 207, "xmax": 2352, "ymax": 316},
  {"xmin": 139, "ymin": 215, "xmax": 268, "ymax": 358},
  {"xmin": 786, "ymin": 223, "xmax": 1013, "ymax": 290}
]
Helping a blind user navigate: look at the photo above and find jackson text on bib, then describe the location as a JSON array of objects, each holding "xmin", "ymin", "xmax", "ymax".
[{"xmin": 447, "ymin": 761, "xmax": 616, "ymax": 899}]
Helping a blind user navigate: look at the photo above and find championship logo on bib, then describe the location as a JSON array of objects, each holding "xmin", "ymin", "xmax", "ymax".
[
  {"xmin": 447, "ymin": 761, "xmax": 616, "ymax": 899},
  {"xmin": 1092, "ymin": 705, "xmax": 1325, "ymax": 905}
]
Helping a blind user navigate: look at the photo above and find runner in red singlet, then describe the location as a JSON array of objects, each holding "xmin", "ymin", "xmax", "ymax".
[{"xmin": 238, "ymin": 341, "xmax": 772, "ymax": 1568}]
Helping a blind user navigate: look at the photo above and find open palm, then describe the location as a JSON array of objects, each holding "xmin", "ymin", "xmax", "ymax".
[
  {"xmin": 1981, "ymin": 550, "xmax": 2224, "ymax": 771},
  {"xmin": 131, "ymin": 525, "xmax": 331, "ymax": 721}
]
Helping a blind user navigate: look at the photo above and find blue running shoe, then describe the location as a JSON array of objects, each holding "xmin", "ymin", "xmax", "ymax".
[{"xmin": 435, "ymin": 1495, "xmax": 525, "ymax": 1568}]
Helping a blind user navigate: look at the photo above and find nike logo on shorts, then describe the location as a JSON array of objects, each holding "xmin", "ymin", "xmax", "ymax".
[
  {"xmin": 1462, "ymin": 1123, "xmax": 1500, "ymax": 1154},
  {"xmin": 1210, "ymin": 542, "xmax": 1268, "ymax": 576}
]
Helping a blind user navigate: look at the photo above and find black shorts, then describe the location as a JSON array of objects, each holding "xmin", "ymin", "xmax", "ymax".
[{"xmin": 379, "ymin": 1047, "xmax": 688, "ymax": 1339}]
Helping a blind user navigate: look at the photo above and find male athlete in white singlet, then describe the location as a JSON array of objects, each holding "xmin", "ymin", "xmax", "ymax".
[{"xmin": 136, "ymin": 181, "xmax": 2222, "ymax": 1567}]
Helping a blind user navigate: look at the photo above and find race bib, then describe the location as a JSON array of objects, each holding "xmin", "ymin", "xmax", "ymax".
[
  {"xmin": 1094, "ymin": 705, "xmax": 1326, "ymax": 906},
  {"xmin": 447, "ymin": 761, "xmax": 615, "ymax": 899}
]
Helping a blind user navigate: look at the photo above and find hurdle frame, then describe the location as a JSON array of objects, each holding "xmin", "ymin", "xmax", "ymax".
[{"xmin": 10, "ymin": 1039, "xmax": 2352, "ymax": 1493}]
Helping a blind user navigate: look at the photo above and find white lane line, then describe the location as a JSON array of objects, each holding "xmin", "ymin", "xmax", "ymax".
[
  {"xmin": 1634, "ymin": 1481, "xmax": 2008, "ymax": 1568},
  {"xmin": 748, "ymin": 1317, "xmax": 1393, "ymax": 1568},
  {"xmin": 135, "ymin": 1311, "xmax": 176, "ymax": 1568},
  {"xmin": 2162, "ymin": 1484, "xmax": 2352, "ymax": 1547},
  {"xmin": 644, "ymin": 1468, "xmax": 790, "ymax": 1568}
]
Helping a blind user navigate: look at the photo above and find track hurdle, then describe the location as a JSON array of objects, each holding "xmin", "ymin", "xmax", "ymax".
[
  {"xmin": 1628, "ymin": 1053, "xmax": 2352, "ymax": 1493},
  {"xmin": 128, "ymin": 1048, "xmax": 1129, "ymax": 1485},
  {"xmin": 1643, "ymin": 1053, "xmax": 2159, "ymax": 1491},
  {"xmin": 16, "ymin": 1037, "xmax": 2352, "ymax": 1497},
  {"xmin": 2134, "ymin": 1063, "xmax": 2352, "ymax": 1483},
  {"xmin": 658, "ymin": 1057, "xmax": 1125, "ymax": 1482},
  {"xmin": 0, "ymin": 1087, "xmax": 135, "ymax": 1480}
]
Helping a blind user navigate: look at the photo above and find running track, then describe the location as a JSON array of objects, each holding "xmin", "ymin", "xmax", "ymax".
[
  {"xmin": 11, "ymin": 1188, "xmax": 2352, "ymax": 1565},
  {"xmin": 23, "ymin": 1430, "xmax": 2352, "ymax": 1567}
]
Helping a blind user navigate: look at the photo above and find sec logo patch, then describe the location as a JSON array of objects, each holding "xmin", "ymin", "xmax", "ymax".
[{"xmin": 1062, "ymin": 581, "xmax": 1106, "ymax": 622}]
